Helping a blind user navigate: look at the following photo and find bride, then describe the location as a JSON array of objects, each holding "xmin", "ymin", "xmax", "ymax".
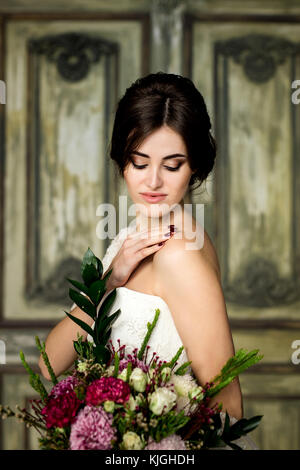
[{"xmin": 39, "ymin": 72, "xmax": 258, "ymax": 450}]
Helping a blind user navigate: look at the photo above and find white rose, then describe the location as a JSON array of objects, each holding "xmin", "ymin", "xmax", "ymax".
[
  {"xmin": 129, "ymin": 367, "xmax": 147, "ymax": 392},
  {"xmin": 147, "ymin": 367, "xmax": 156, "ymax": 384},
  {"xmin": 106, "ymin": 365, "xmax": 115, "ymax": 377},
  {"xmin": 188, "ymin": 386, "xmax": 204, "ymax": 402},
  {"xmin": 149, "ymin": 387, "xmax": 177, "ymax": 415},
  {"xmin": 160, "ymin": 367, "xmax": 172, "ymax": 383},
  {"xmin": 127, "ymin": 394, "xmax": 138, "ymax": 412},
  {"xmin": 77, "ymin": 361, "xmax": 87, "ymax": 373},
  {"xmin": 117, "ymin": 368, "xmax": 129, "ymax": 382},
  {"xmin": 122, "ymin": 431, "xmax": 143, "ymax": 450},
  {"xmin": 103, "ymin": 400, "xmax": 115, "ymax": 413}
]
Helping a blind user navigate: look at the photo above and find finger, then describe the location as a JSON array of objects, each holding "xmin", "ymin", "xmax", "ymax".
[
  {"xmin": 127, "ymin": 226, "xmax": 171, "ymax": 239},
  {"xmin": 137, "ymin": 240, "xmax": 168, "ymax": 259},
  {"xmin": 126, "ymin": 230, "xmax": 171, "ymax": 245},
  {"xmin": 140, "ymin": 233, "xmax": 172, "ymax": 248}
]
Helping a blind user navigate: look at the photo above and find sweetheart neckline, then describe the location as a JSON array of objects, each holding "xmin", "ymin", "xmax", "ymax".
[{"xmin": 116, "ymin": 286, "xmax": 168, "ymax": 303}]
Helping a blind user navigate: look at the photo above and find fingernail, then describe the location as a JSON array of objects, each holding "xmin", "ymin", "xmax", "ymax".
[{"xmin": 168, "ymin": 225, "xmax": 177, "ymax": 233}]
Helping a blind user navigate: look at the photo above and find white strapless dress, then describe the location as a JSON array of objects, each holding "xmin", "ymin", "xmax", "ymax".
[{"xmin": 71, "ymin": 225, "xmax": 260, "ymax": 450}]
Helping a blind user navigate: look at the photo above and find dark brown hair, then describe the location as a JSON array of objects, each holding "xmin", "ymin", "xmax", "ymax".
[{"xmin": 109, "ymin": 71, "xmax": 217, "ymax": 191}]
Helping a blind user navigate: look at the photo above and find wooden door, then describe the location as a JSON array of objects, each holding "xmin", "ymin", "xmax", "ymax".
[
  {"xmin": 0, "ymin": 11, "xmax": 150, "ymax": 450},
  {"xmin": 185, "ymin": 13, "xmax": 300, "ymax": 450}
]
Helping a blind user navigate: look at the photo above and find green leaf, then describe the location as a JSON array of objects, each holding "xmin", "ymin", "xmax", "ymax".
[
  {"xmin": 98, "ymin": 289, "xmax": 117, "ymax": 318},
  {"xmin": 73, "ymin": 341, "xmax": 82, "ymax": 356},
  {"xmin": 113, "ymin": 352, "xmax": 120, "ymax": 377},
  {"xmin": 95, "ymin": 309, "xmax": 121, "ymax": 344},
  {"xmin": 174, "ymin": 361, "xmax": 193, "ymax": 376},
  {"xmin": 64, "ymin": 311, "xmax": 95, "ymax": 338},
  {"xmin": 81, "ymin": 247, "xmax": 98, "ymax": 273},
  {"xmin": 137, "ymin": 309, "xmax": 161, "ymax": 360},
  {"xmin": 101, "ymin": 328, "xmax": 112, "ymax": 346},
  {"xmin": 66, "ymin": 278, "xmax": 89, "ymax": 296},
  {"xmin": 73, "ymin": 340, "xmax": 91, "ymax": 359},
  {"xmin": 81, "ymin": 263, "xmax": 99, "ymax": 288},
  {"xmin": 223, "ymin": 411, "xmax": 231, "ymax": 435},
  {"xmin": 159, "ymin": 346, "xmax": 185, "ymax": 371},
  {"xmin": 207, "ymin": 349, "xmax": 264, "ymax": 398},
  {"xmin": 68, "ymin": 289, "xmax": 96, "ymax": 320},
  {"xmin": 81, "ymin": 248, "xmax": 103, "ymax": 285},
  {"xmin": 88, "ymin": 279, "xmax": 106, "ymax": 305},
  {"xmin": 126, "ymin": 361, "xmax": 133, "ymax": 382},
  {"xmin": 229, "ymin": 415, "xmax": 263, "ymax": 437},
  {"xmin": 93, "ymin": 344, "xmax": 111, "ymax": 364},
  {"xmin": 212, "ymin": 438, "xmax": 227, "ymax": 448},
  {"xmin": 102, "ymin": 268, "xmax": 113, "ymax": 284},
  {"xmin": 35, "ymin": 336, "xmax": 58, "ymax": 385},
  {"xmin": 19, "ymin": 350, "xmax": 48, "ymax": 402},
  {"xmin": 96, "ymin": 258, "xmax": 103, "ymax": 279}
]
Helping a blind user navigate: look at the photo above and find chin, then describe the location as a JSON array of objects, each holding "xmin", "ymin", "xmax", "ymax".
[{"xmin": 133, "ymin": 200, "xmax": 166, "ymax": 217}]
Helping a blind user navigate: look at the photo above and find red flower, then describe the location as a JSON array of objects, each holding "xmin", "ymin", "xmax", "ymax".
[
  {"xmin": 85, "ymin": 377, "xmax": 130, "ymax": 406},
  {"xmin": 41, "ymin": 391, "xmax": 83, "ymax": 429}
]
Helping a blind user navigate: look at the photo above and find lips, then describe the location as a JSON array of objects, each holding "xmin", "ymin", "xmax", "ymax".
[{"xmin": 140, "ymin": 193, "xmax": 167, "ymax": 203}]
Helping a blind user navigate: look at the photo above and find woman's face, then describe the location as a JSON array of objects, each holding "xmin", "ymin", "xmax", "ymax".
[{"xmin": 123, "ymin": 125, "xmax": 195, "ymax": 219}]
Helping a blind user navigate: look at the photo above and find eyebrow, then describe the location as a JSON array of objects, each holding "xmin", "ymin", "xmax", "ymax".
[{"xmin": 131, "ymin": 151, "xmax": 187, "ymax": 160}]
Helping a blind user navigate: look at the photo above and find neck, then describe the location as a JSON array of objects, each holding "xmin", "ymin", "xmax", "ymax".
[{"xmin": 134, "ymin": 200, "xmax": 185, "ymax": 233}]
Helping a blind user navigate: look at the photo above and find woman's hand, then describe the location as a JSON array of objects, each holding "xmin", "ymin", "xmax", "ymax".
[{"xmin": 104, "ymin": 228, "xmax": 173, "ymax": 289}]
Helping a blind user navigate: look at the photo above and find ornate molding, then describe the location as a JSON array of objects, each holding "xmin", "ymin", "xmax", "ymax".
[
  {"xmin": 224, "ymin": 257, "xmax": 300, "ymax": 307},
  {"xmin": 28, "ymin": 32, "xmax": 118, "ymax": 82},
  {"xmin": 215, "ymin": 34, "xmax": 300, "ymax": 83}
]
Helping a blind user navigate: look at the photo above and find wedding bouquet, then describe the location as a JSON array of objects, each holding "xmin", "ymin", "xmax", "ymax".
[{"xmin": 0, "ymin": 248, "xmax": 263, "ymax": 450}]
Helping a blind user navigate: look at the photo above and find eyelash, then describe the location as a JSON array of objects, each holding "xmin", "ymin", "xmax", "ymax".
[{"xmin": 131, "ymin": 162, "xmax": 182, "ymax": 172}]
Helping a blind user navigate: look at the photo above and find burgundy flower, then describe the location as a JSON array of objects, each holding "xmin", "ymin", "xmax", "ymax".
[
  {"xmin": 49, "ymin": 375, "xmax": 81, "ymax": 399},
  {"xmin": 85, "ymin": 377, "xmax": 130, "ymax": 406},
  {"xmin": 41, "ymin": 390, "xmax": 83, "ymax": 429},
  {"xmin": 119, "ymin": 358, "xmax": 149, "ymax": 373}
]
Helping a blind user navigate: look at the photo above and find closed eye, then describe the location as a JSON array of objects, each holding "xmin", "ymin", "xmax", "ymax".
[{"xmin": 131, "ymin": 161, "xmax": 183, "ymax": 172}]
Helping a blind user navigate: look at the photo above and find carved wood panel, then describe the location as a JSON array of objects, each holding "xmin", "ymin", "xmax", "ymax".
[
  {"xmin": 186, "ymin": 14, "xmax": 300, "ymax": 450},
  {"xmin": 0, "ymin": 12, "xmax": 150, "ymax": 450}
]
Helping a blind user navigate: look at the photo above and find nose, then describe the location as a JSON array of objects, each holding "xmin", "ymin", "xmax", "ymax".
[{"xmin": 145, "ymin": 166, "xmax": 164, "ymax": 190}]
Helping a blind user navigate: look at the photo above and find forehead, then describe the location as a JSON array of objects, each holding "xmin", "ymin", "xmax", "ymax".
[{"xmin": 136, "ymin": 126, "xmax": 187, "ymax": 154}]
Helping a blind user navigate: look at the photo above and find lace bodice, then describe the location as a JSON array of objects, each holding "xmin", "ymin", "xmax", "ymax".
[{"xmin": 70, "ymin": 225, "xmax": 259, "ymax": 450}]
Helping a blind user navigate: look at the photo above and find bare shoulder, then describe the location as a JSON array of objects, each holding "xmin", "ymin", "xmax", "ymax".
[
  {"xmin": 152, "ymin": 222, "xmax": 222, "ymax": 298},
  {"xmin": 153, "ymin": 221, "xmax": 221, "ymax": 276}
]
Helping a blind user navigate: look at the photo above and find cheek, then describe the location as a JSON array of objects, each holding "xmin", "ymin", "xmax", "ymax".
[
  {"xmin": 124, "ymin": 168, "xmax": 143, "ymax": 192},
  {"xmin": 172, "ymin": 171, "xmax": 192, "ymax": 191}
]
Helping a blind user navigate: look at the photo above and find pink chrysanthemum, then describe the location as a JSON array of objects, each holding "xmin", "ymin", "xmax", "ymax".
[
  {"xmin": 119, "ymin": 357, "xmax": 149, "ymax": 373},
  {"xmin": 85, "ymin": 377, "xmax": 130, "ymax": 406},
  {"xmin": 145, "ymin": 434, "xmax": 187, "ymax": 450},
  {"xmin": 70, "ymin": 405, "xmax": 117, "ymax": 450},
  {"xmin": 49, "ymin": 375, "xmax": 80, "ymax": 399},
  {"xmin": 41, "ymin": 391, "xmax": 83, "ymax": 429}
]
